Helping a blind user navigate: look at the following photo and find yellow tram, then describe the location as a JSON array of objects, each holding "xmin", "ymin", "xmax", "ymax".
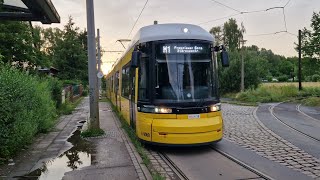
[{"xmin": 106, "ymin": 23, "xmax": 229, "ymax": 145}]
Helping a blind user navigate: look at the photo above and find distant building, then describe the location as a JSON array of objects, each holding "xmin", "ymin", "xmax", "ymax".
[{"xmin": 38, "ymin": 67, "xmax": 59, "ymax": 77}]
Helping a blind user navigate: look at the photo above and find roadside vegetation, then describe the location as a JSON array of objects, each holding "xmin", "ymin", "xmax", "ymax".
[
  {"xmin": 81, "ymin": 128, "xmax": 105, "ymax": 138},
  {"xmin": 213, "ymin": 12, "xmax": 320, "ymax": 105},
  {"xmin": 234, "ymin": 85, "xmax": 320, "ymax": 106},
  {"xmin": 0, "ymin": 66, "xmax": 56, "ymax": 160},
  {"xmin": 0, "ymin": 17, "xmax": 93, "ymax": 163}
]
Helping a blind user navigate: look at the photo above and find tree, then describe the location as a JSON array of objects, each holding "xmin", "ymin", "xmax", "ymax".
[
  {"xmin": 52, "ymin": 17, "xmax": 88, "ymax": 83},
  {"xmin": 210, "ymin": 18, "xmax": 243, "ymax": 51},
  {"xmin": 223, "ymin": 18, "xmax": 242, "ymax": 51},
  {"xmin": 299, "ymin": 11, "xmax": 320, "ymax": 80},
  {"xmin": 301, "ymin": 11, "xmax": 320, "ymax": 59},
  {"xmin": 209, "ymin": 26, "xmax": 223, "ymax": 46},
  {"xmin": 218, "ymin": 48, "xmax": 269, "ymax": 93},
  {"xmin": 211, "ymin": 19, "xmax": 267, "ymax": 93},
  {"xmin": 0, "ymin": 21, "xmax": 37, "ymax": 69}
]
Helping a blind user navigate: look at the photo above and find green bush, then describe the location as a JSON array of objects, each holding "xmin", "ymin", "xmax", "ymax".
[
  {"xmin": 82, "ymin": 88, "xmax": 88, "ymax": 97},
  {"xmin": 312, "ymin": 74, "xmax": 320, "ymax": 82},
  {"xmin": 0, "ymin": 66, "xmax": 56, "ymax": 158},
  {"xmin": 266, "ymin": 75, "xmax": 273, "ymax": 82},
  {"xmin": 46, "ymin": 77, "xmax": 63, "ymax": 108},
  {"xmin": 218, "ymin": 50, "xmax": 268, "ymax": 93},
  {"xmin": 278, "ymin": 75, "xmax": 289, "ymax": 82},
  {"xmin": 62, "ymin": 79, "xmax": 82, "ymax": 86}
]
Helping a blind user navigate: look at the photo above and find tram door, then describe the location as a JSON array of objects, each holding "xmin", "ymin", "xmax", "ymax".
[{"xmin": 129, "ymin": 68, "xmax": 136, "ymax": 129}]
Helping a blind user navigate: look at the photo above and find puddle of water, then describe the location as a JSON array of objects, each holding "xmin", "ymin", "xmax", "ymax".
[{"xmin": 19, "ymin": 126, "xmax": 94, "ymax": 179}]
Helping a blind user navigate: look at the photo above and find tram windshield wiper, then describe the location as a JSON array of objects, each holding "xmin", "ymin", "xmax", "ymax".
[{"xmin": 195, "ymin": 98, "xmax": 205, "ymax": 107}]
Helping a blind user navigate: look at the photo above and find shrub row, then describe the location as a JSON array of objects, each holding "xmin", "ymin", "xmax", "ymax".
[{"xmin": 0, "ymin": 66, "xmax": 56, "ymax": 158}]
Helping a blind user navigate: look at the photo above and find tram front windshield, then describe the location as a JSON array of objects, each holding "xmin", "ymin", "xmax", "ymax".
[{"xmin": 155, "ymin": 42, "xmax": 216, "ymax": 102}]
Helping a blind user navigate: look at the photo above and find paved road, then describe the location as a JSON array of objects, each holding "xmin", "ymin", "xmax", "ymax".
[
  {"xmin": 163, "ymin": 146, "xmax": 260, "ymax": 180},
  {"xmin": 272, "ymin": 103, "xmax": 320, "ymax": 140},
  {"xmin": 299, "ymin": 105, "xmax": 320, "ymax": 121},
  {"xmin": 145, "ymin": 103, "xmax": 317, "ymax": 180}
]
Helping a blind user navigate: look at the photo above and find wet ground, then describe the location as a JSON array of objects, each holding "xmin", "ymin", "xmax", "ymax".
[
  {"xmin": 17, "ymin": 122, "xmax": 94, "ymax": 180},
  {"xmin": 0, "ymin": 99, "xmax": 144, "ymax": 180}
]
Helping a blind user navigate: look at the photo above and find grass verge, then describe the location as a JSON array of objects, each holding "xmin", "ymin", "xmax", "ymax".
[
  {"xmin": 234, "ymin": 85, "xmax": 320, "ymax": 106},
  {"xmin": 103, "ymin": 98, "xmax": 165, "ymax": 180},
  {"xmin": 58, "ymin": 97, "xmax": 84, "ymax": 115},
  {"xmin": 152, "ymin": 172, "xmax": 165, "ymax": 180},
  {"xmin": 81, "ymin": 128, "xmax": 105, "ymax": 138}
]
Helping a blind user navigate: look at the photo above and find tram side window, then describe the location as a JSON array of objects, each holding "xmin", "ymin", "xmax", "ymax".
[
  {"xmin": 115, "ymin": 71, "xmax": 119, "ymax": 93},
  {"xmin": 111, "ymin": 75, "xmax": 114, "ymax": 92},
  {"xmin": 121, "ymin": 64, "xmax": 130, "ymax": 98},
  {"xmin": 138, "ymin": 57, "xmax": 149, "ymax": 100}
]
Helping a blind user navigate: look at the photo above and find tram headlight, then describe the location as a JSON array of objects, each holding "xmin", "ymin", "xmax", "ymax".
[
  {"xmin": 139, "ymin": 106, "xmax": 172, "ymax": 113},
  {"xmin": 210, "ymin": 103, "xmax": 221, "ymax": 112},
  {"xmin": 155, "ymin": 107, "xmax": 172, "ymax": 114}
]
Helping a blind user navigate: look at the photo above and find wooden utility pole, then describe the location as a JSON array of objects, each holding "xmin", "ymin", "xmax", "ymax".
[
  {"xmin": 240, "ymin": 39, "xmax": 247, "ymax": 92},
  {"xmin": 298, "ymin": 30, "xmax": 302, "ymax": 91}
]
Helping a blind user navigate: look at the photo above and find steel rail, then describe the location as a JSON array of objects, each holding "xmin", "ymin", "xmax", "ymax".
[{"xmin": 270, "ymin": 103, "xmax": 320, "ymax": 142}]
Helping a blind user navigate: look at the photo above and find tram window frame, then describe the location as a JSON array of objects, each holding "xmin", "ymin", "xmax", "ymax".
[
  {"xmin": 115, "ymin": 71, "xmax": 119, "ymax": 93},
  {"xmin": 121, "ymin": 63, "xmax": 130, "ymax": 99},
  {"xmin": 111, "ymin": 75, "xmax": 114, "ymax": 92},
  {"xmin": 138, "ymin": 55, "xmax": 149, "ymax": 101}
]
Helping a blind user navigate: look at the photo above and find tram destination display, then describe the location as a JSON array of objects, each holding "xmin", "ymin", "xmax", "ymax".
[{"xmin": 160, "ymin": 43, "xmax": 209, "ymax": 54}]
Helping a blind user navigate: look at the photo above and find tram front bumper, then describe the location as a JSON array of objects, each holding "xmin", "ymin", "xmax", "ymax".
[{"xmin": 151, "ymin": 116, "xmax": 223, "ymax": 145}]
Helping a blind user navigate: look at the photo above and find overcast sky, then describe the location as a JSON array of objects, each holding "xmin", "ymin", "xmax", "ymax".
[{"xmin": 28, "ymin": 0, "xmax": 320, "ymax": 73}]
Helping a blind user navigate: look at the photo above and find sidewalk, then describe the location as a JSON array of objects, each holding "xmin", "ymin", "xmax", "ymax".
[
  {"xmin": 0, "ymin": 98, "xmax": 151, "ymax": 180},
  {"xmin": 63, "ymin": 101, "xmax": 152, "ymax": 180}
]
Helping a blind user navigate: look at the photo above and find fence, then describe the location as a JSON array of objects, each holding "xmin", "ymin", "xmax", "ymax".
[{"xmin": 62, "ymin": 84, "xmax": 83, "ymax": 104}]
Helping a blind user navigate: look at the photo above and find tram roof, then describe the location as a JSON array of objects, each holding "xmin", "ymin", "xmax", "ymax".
[
  {"xmin": 110, "ymin": 23, "xmax": 214, "ymax": 71},
  {"xmin": 132, "ymin": 23, "xmax": 214, "ymax": 44}
]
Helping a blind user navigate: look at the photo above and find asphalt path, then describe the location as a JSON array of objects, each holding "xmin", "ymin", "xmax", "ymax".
[
  {"xmin": 256, "ymin": 103, "xmax": 320, "ymax": 159},
  {"xmin": 299, "ymin": 105, "xmax": 320, "ymax": 121},
  {"xmin": 272, "ymin": 103, "xmax": 320, "ymax": 141}
]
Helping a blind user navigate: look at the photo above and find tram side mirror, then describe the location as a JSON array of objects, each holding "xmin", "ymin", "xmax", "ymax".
[
  {"xmin": 221, "ymin": 50, "xmax": 229, "ymax": 67},
  {"xmin": 131, "ymin": 51, "xmax": 141, "ymax": 68}
]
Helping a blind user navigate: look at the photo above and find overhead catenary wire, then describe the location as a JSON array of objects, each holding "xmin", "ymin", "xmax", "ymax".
[
  {"xmin": 200, "ymin": 4, "xmax": 286, "ymax": 25},
  {"xmin": 284, "ymin": 0, "xmax": 292, "ymax": 8},
  {"xmin": 198, "ymin": 13, "xmax": 241, "ymax": 25},
  {"xmin": 246, "ymin": 0, "xmax": 293, "ymax": 37},
  {"xmin": 206, "ymin": 0, "xmax": 295, "ymax": 38},
  {"xmin": 282, "ymin": 8, "xmax": 288, "ymax": 31},
  {"xmin": 210, "ymin": 0, "xmax": 241, "ymax": 13},
  {"xmin": 127, "ymin": 0, "xmax": 149, "ymax": 38}
]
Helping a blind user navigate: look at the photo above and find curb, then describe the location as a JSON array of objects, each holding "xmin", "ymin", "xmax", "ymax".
[{"xmin": 111, "ymin": 111, "xmax": 153, "ymax": 180}]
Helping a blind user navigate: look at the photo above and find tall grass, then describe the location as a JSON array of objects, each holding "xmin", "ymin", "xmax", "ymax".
[
  {"xmin": 263, "ymin": 82, "xmax": 320, "ymax": 88},
  {"xmin": 236, "ymin": 85, "xmax": 320, "ymax": 105}
]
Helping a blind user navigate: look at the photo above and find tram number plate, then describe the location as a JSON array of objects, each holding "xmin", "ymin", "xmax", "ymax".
[{"xmin": 188, "ymin": 114, "xmax": 200, "ymax": 119}]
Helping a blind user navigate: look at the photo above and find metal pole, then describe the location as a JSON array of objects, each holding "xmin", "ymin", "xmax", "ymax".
[
  {"xmin": 298, "ymin": 29, "xmax": 302, "ymax": 91},
  {"xmin": 97, "ymin": 28, "xmax": 102, "ymax": 92},
  {"xmin": 86, "ymin": 0, "xmax": 99, "ymax": 128}
]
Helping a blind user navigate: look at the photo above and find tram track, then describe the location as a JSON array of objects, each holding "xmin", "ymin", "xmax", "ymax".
[
  {"xmin": 159, "ymin": 152, "xmax": 190, "ymax": 180},
  {"xmin": 209, "ymin": 145, "xmax": 272, "ymax": 180},
  {"xmin": 296, "ymin": 104, "xmax": 320, "ymax": 122},
  {"xmin": 269, "ymin": 102, "xmax": 320, "ymax": 143},
  {"xmin": 158, "ymin": 145, "xmax": 272, "ymax": 180}
]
